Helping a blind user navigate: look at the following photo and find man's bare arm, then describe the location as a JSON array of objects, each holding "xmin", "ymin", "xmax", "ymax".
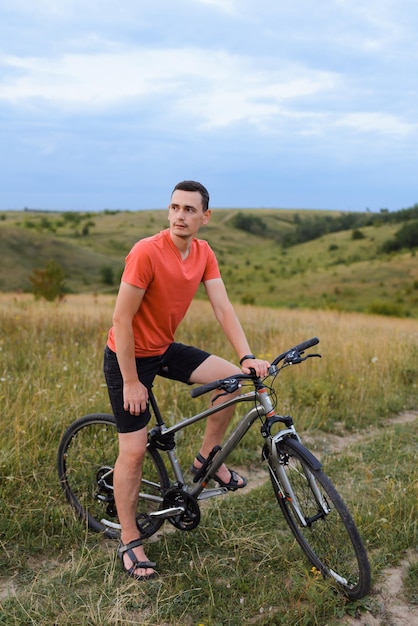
[
  {"xmin": 204, "ymin": 278, "xmax": 270, "ymax": 377},
  {"xmin": 112, "ymin": 281, "xmax": 148, "ymax": 414}
]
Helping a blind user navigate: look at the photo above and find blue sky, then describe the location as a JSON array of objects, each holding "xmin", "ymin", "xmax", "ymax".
[{"xmin": 1, "ymin": 0, "xmax": 417, "ymax": 212}]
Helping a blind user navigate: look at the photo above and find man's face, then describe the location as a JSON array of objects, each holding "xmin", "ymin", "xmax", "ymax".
[{"xmin": 168, "ymin": 189, "xmax": 211, "ymax": 238}]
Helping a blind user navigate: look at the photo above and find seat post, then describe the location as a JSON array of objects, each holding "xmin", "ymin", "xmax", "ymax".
[{"xmin": 148, "ymin": 387, "xmax": 165, "ymax": 426}]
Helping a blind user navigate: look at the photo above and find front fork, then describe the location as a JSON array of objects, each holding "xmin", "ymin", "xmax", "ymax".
[{"xmin": 262, "ymin": 419, "xmax": 330, "ymax": 526}]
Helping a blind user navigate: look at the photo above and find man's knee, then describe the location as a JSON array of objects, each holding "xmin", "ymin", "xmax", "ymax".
[{"xmin": 118, "ymin": 429, "xmax": 148, "ymax": 464}]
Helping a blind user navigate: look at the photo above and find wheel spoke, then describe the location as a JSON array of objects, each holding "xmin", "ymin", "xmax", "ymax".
[{"xmin": 57, "ymin": 414, "xmax": 170, "ymax": 539}]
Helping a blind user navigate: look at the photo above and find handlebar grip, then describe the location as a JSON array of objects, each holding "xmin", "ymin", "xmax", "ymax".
[
  {"xmin": 292, "ymin": 337, "xmax": 319, "ymax": 353},
  {"xmin": 190, "ymin": 380, "xmax": 222, "ymax": 398}
]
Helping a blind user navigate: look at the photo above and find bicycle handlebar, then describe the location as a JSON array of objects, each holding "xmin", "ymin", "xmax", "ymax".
[{"xmin": 190, "ymin": 337, "xmax": 320, "ymax": 399}]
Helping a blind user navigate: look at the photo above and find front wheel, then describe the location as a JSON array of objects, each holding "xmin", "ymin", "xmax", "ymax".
[
  {"xmin": 57, "ymin": 413, "xmax": 170, "ymax": 539},
  {"xmin": 266, "ymin": 439, "xmax": 371, "ymax": 600}
]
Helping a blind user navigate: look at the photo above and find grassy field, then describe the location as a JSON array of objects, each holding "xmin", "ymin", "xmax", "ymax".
[
  {"xmin": 1, "ymin": 208, "xmax": 418, "ymax": 317},
  {"xmin": 0, "ymin": 293, "xmax": 417, "ymax": 625}
]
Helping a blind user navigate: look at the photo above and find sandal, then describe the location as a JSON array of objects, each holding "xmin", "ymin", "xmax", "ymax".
[
  {"xmin": 190, "ymin": 452, "xmax": 247, "ymax": 491},
  {"xmin": 117, "ymin": 538, "xmax": 157, "ymax": 581}
]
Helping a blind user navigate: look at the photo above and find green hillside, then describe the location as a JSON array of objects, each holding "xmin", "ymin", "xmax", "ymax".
[{"xmin": 1, "ymin": 206, "xmax": 418, "ymax": 317}]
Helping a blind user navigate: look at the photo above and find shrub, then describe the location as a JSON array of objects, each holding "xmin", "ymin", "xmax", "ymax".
[
  {"xmin": 352, "ymin": 229, "xmax": 366, "ymax": 240},
  {"xmin": 100, "ymin": 265, "xmax": 114, "ymax": 286},
  {"xmin": 381, "ymin": 220, "xmax": 418, "ymax": 253},
  {"xmin": 367, "ymin": 300, "xmax": 407, "ymax": 317},
  {"xmin": 29, "ymin": 260, "xmax": 66, "ymax": 301},
  {"xmin": 233, "ymin": 212, "xmax": 267, "ymax": 236}
]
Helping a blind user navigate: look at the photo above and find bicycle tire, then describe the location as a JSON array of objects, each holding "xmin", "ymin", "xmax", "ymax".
[
  {"xmin": 57, "ymin": 413, "xmax": 170, "ymax": 539},
  {"xmin": 266, "ymin": 438, "xmax": 371, "ymax": 600}
]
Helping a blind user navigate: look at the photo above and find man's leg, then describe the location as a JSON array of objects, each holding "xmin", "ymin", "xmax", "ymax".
[
  {"xmin": 189, "ymin": 355, "xmax": 244, "ymax": 486},
  {"xmin": 113, "ymin": 427, "xmax": 156, "ymax": 577}
]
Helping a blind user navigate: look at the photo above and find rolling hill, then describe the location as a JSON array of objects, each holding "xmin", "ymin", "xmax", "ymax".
[{"xmin": 1, "ymin": 206, "xmax": 417, "ymax": 317}]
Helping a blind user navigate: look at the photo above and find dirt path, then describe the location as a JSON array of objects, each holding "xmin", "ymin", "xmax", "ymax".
[
  {"xmin": 341, "ymin": 553, "xmax": 418, "ymax": 626},
  {"xmin": 301, "ymin": 410, "xmax": 418, "ymax": 457}
]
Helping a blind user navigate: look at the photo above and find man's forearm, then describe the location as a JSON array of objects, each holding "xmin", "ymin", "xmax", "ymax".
[
  {"xmin": 216, "ymin": 304, "xmax": 253, "ymax": 361},
  {"xmin": 113, "ymin": 324, "xmax": 139, "ymax": 383}
]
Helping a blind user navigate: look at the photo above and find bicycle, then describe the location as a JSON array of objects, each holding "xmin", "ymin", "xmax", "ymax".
[{"xmin": 57, "ymin": 337, "xmax": 371, "ymax": 600}]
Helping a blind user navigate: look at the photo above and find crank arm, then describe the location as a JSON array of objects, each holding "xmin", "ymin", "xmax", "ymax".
[{"xmin": 148, "ymin": 506, "xmax": 185, "ymax": 519}]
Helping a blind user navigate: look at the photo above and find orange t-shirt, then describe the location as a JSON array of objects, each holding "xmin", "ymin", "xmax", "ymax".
[{"xmin": 107, "ymin": 229, "xmax": 221, "ymax": 357}]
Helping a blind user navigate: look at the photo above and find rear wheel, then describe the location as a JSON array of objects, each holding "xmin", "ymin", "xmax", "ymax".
[
  {"xmin": 57, "ymin": 413, "xmax": 170, "ymax": 539},
  {"xmin": 266, "ymin": 439, "xmax": 371, "ymax": 600}
]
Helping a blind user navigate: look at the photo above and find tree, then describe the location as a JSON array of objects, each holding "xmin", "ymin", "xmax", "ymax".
[
  {"xmin": 381, "ymin": 220, "xmax": 418, "ymax": 253},
  {"xmin": 233, "ymin": 212, "xmax": 267, "ymax": 236},
  {"xmin": 29, "ymin": 260, "xmax": 66, "ymax": 301}
]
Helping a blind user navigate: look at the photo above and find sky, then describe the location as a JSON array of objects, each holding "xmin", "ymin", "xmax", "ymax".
[{"xmin": 1, "ymin": 0, "xmax": 417, "ymax": 212}]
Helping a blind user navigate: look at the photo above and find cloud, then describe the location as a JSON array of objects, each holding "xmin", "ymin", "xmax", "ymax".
[
  {"xmin": 193, "ymin": 0, "xmax": 237, "ymax": 11},
  {"xmin": 3, "ymin": 43, "xmax": 415, "ymax": 142},
  {"xmin": 334, "ymin": 112, "xmax": 417, "ymax": 137},
  {"xmin": 0, "ymin": 51, "xmax": 167, "ymax": 106},
  {"xmin": 0, "ymin": 48, "xmax": 339, "ymax": 128},
  {"xmin": 182, "ymin": 68, "xmax": 338, "ymax": 130}
]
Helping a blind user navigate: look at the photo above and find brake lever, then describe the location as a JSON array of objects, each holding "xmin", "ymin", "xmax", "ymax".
[
  {"xmin": 211, "ymin": 391, "xmax": 228, "ymax": 403},
  {"xmin": 285, "ymin": 351, "xmax": 322, "ymax": 365},
  {"xmin": 211, "ymin": 379, "xmax": 242, "ymax": 404},
  {"xmin": 306, "ymin": 353, "xmax": 321, "ymax": 360}
]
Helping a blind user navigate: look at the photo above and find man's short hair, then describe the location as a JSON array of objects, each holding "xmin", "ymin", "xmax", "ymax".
[{"xmin": 172, "ymin": 180, "xmax": 210, "ymax": 212}]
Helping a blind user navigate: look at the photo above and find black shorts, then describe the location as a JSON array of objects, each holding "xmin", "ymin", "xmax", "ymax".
[{"xmin": 103, "ymin": 343, "xmax": 211, "ymax": 433}]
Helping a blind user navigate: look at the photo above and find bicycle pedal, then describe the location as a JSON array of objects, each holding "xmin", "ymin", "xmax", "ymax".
[{"xmin": 136, "ymin": 512, "xmax": 159, "ymax": 539}]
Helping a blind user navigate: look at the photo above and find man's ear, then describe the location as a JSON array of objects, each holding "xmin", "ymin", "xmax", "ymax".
[{"xmin": 202, "ymin": 209, "xmax": 211, "ymax": 224}]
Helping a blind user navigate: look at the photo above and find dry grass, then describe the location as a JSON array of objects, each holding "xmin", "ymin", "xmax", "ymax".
[{"xmin": 0, "ymin": 293, "xmax": 417, "ymax": 625}]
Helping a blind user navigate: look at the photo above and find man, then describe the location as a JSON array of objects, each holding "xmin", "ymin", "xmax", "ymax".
[{"xmin": 104, "ymin": 180, "xmax": 270, "ymax": 580}]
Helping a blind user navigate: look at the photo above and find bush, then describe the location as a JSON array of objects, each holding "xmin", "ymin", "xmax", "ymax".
[
  {"xmin": 29, "ymin": 260, "xmax": 66, "ymax": 301},
  {"xmin": 352, "ymin": 229, "xmax": 366, "ymax": 240},
  {"xmin": 381, "ymin": 220, "xmax": 418, "ymax": 253},
  {"xmin": 367, "ymin": 300, "xmax": 407, "ymax": 317},
  {"xmin": 233, "ymin": 212, "xmax": 267, "ymax": 236},
  {"xmin": 100, "ymin": 265, "xmax": 114, "ymax": 286}
]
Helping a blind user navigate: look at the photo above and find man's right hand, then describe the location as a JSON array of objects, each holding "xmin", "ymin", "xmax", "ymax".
[{"xmin": 123, "ymin": 380, "xmax": 149, "ymax": 415}]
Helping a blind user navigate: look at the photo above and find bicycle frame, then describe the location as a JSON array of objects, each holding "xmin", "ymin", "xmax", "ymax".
[
  {"xmin": 146, "ymin": 378, "xmax": 328, "ymax": 530},
  {"xmin": 150, "ymin": 390, "xmax": 263, "ymax": 497},
  {"xmin": 146, "ymin": 380, "xmax": 306, "ymax": 518}
]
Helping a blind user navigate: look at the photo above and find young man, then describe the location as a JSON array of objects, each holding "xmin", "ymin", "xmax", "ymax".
[{"xmin": 104, "ymin": 180, "xmax": 270, "ymax": 580}]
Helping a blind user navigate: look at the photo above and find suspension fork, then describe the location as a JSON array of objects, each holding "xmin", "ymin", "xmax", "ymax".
[
  {"xmin": 267, "ymin": 431, "xmax": 309, "ymax": 527},
  {"xmin": 267, "ymin": 432, "xmax": 330, "ymax": 526}
]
